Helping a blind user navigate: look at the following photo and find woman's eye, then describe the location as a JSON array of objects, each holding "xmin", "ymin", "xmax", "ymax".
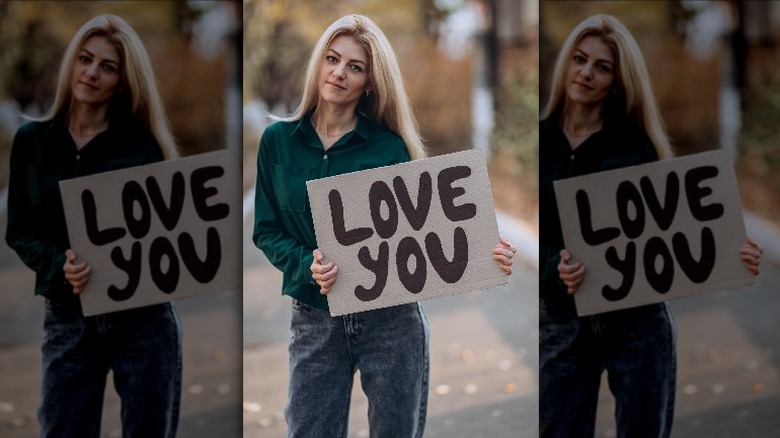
[
  {"xmin": 326, "ymin": 55, "xmax": 338, "ymax": 63},
  {"xmin": 573, "ymin": 55, "xmax": 585, "ymax": 63},
  {"xmin": 78, "ymin": 55, "xmax": 91, "ymax": 63},
  {"xmin": 349, "ymin": 64, "xmax": 362, "ymax": 73},
  {"xmin": 102, "ymin": 64, "xmax": 117, "ymax": 73},
  {"xmin": 596, "ymin": 64, "xmax": 611, "ymax": 73}
]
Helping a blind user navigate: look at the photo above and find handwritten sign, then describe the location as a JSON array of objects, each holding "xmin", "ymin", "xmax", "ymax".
[
  {"xmin": 60, "ymin": 149, "xmax": 241, "ymax": 316},
  {"xmin": 307, "ymin": 149, "xmax": 507, "ymax": 316},
  {"xmin": 554, "ymin": 150, "xmax": 754, "ymax": 316}
]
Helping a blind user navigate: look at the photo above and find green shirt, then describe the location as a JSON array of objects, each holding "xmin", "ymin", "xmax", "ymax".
[
  {"xmin": 5, "ymin": 115, "xmax": 162, "ymax": 300},
  {"xmin": 253, "ymin": 113, "xmax": 411, "ymax": 309}
]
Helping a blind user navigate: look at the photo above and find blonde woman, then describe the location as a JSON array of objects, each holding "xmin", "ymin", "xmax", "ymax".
[
  {"xmin": 253, "ymin": 14, "xmax": 516, "ymax": 437},
  {"xmin": 539, "ymin": 14, "xmax": 762, "ymax": 437},
  {"xmin": 6, "ymin": 15, "xmax": 181, "ymax": 437}
]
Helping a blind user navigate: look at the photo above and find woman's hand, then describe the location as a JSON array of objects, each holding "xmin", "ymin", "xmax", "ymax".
[
  {"xmin": 63, "ymin": 249, "xmax": 91, "ymax": 294},
  {"xmin": 311, "ymin": 249, "xmax": 339, "ymax": 294},
  {"xmin": 739, "ymin": 237, "xmax": 764, "ymax": 276},
  {"xmin": 493, "ymin": 236, "xmax": 517, "ymax": 275},
  {"xmin": 558, "ymin": 249, "xmax": 585, "ymax": 295}
]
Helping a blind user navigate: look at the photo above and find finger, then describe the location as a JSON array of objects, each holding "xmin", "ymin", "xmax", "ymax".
[
  {"xmin": 311, "ymin": 262, "xmax": 334, "ymax": 276},
  {"xmin": 318, "ymin": 265, "xmax": 339, "ymax": 281},
  {"xmin": 493, "ymin": 247, "xmax": 516, "ymax": 258},
  {"xmin": 559, "ymin": 262, "xmax": 582, "ymax": 276},
  {"xmin": 560, "ymin": 264, "xmax": 585, "ymax": 282},
  {"xmin": 499, "ymin": 263, "xmax": 512, "ymax": 275},
  {"xmin": 559, "ymin": 249, "xmax": 570, "ymax": 263},
  {"xmin": 493, "ymin": 254, "xmax": 514, "ymax": 267},
  {"xmin": 65, "ymin": 249, "xmax": 77, "ymax": 262},
  {"xmin": 66, "ymin": 265, "xmax": 91, "ymax": 282},
  {"xmin": 64, "ymin": 261, "xmax": 88, "ymax": 274}
]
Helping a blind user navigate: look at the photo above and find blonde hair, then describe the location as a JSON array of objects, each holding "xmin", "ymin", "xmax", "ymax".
[
  {"xmin": 541, "ymin": 14, "xmax": 673, "ymax": 159},
  {"xmin": 277, "ymin": 14, "xmax": 426, "ymax": 160},
  {"xmin": 33, "ymin": 14, "xmax": 178, "ymax": 159}
]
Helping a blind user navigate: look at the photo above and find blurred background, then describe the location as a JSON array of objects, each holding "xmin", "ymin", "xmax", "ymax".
[
  {"xmin": 0, "ymin": 1, "xmax": 242, "ymax": 437},
  {"xmin": 541, "ymin": 1, "xmax": 780, "ymax": 437},
  {"xmin": 243, "ymin": 0, "xmax": 540, "ymax": 437}
]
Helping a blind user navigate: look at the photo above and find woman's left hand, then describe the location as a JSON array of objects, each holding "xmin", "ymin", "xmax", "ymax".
[
  {"xmin": 739, "ymin": 237, "xmax": 764, "ymax": 276},
  {"xmin": 493, "ymin": 236, "xmax": 517, "ymax": 276}
]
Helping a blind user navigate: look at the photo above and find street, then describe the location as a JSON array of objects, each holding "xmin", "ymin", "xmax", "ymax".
[{"xmin": 242, "ymin": 219, "xmax": 540, "ymax": 438}]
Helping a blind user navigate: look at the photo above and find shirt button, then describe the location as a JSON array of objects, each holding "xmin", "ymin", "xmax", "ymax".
[
  {"xmin": 323, "ymin": 154, "xmax": 328, "ymax": 160},
  {"xmin": 76, "ymin": 154, "xmax": 81, "ymax": 160},
  {"xmin": 570, "ymin": 154, "xmax": 575, "ymax": 160}
]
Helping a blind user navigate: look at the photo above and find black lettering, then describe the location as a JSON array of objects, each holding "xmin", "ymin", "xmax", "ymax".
[
  {"xmin": 644, "ymin": 237, "xmax": 674, "ymax": 294},
  {"xmin": 82, "ymin": 189, "xmax": 126, "ymax": 245},
  {"xmin": 425, "ymin": 227, "xmax": 468, "ymax": 283},
  {"xmin": 616, "ymin": 181, "xmax": 645, "ymax": 239},
  {"xmin": 685, "ymin": 166, "xmax": 724, "ymax": 222},
  {"xmin": 673, "ymin": 227, "xmax": 716, "ymax": 283},
  {"xmin": 397, "ymin": 236, "xmax": 427, "ymax": 293},
  {"xmin": 355, "ymin": 241, "xmax": 389, "ymax": 301},
  {"xmin": 641, "ymin": 173, "xmax": 679, "ymax": 231},
  {"xmin": 178, "ymin": 227, "xmax": 221, "ymax": 283},
  {"xmin": 394, "ymin": 173, "xmax": 432, "ymax": 231},
  {"xmin": 602, "ymin": 242, "xmax": 636, "ymax": 301},
  {"xmin": 122, "ymin": 181, "xmax": 151, "ymax": 239},
  {"xmin": 149, "ymin": 237, "xmax": 180, "ymax": 294},
  {"xmin": 369, "ymin": 181, "xmax": 399, "ymax": 239},
  {"xmin": 577, "ymin": 189, "xmax": 620, "ymax": 246},
  {"xmin": 146, "ymin": 172, "xmax": 185, "ymax": 231},
  {"xmin": 329, "ymin": 189, "xmax": 373, "ymax": 246},
  {"xmin": 438, "ymin": 166, "xmax": 476, "ymax": 222},
  {"xmin": 191, "ymin": 166, "xmax": 229, "ymax": 221},
  {"xmin": 107, "ymin": 242, "xmax": 141, "ymax": 301}
]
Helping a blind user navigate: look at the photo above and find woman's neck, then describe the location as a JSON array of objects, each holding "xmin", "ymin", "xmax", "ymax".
[
  {"xmin": 68, "ymin": 103, "xmax": 110, "ymax": 149},
  {"xmin": 311, "ymin": 103, "xmax": 358, "ymax": 150},
  {"xmin": 561, "ymin": 103, "xmax": 604, "ymax": 150}
]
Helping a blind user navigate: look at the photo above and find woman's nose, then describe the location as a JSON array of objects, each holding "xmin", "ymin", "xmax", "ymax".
[{"xmin": 333, "ymin": 63, "xmax": 346, "ymax": 78}]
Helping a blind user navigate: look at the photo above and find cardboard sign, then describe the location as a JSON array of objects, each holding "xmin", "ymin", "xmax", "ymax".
[
  {"xmin": 554, "ymin": 150, "xmax": 754, "ymax": 316},
  {"xmin": 60, "ymin": 149, "xmax": 241, "ymax": 316},
  {"xmin": 307, "ymin": 149, "xmax": 507, "ymax": 316}
]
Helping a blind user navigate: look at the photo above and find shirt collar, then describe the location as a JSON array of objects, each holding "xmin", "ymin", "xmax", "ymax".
[{"xmin": 291, "ymin": 110, "xmax": 372, "ymax": 148}]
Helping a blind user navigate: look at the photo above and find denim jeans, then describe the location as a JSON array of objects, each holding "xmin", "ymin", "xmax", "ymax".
[
  {"xmin": 286, "ymin": 300, "xmax": 429, "ymax": 438},
  {"xmin": 39, "ymin": 297, "xmax": 182, "ymax": 438},
  {"xmin": 540, "ymin": 300, "xmax": 676, "ymax": 438}
]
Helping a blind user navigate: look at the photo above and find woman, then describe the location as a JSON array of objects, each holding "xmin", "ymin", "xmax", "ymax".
[
  {"xmin": 539, "ymin": 14, "xmax": 763, "ymax": 438},
  {"xmin": 6, "ymin": 15, "xmax": 181, "ymax": 437},
  {"xmin": 253, "ymin": 14, "xmax": 517, "ymax": 437}
]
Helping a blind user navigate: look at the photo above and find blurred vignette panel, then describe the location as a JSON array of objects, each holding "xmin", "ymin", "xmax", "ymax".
[{"xmin": 0, "ymin": 1, "xmax": 242, "ymax": 436}]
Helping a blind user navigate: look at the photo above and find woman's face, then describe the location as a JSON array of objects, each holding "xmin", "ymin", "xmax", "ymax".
[
  {"xmin": 71, "ymin": 35, "xmax": 121, "ymax": 107},
  {"xmin": 317, "ymin": 35, "xmax": 369, "ymax": 108},
  {"xmin": 565, "ymin": 35, "xmax": 616, "ymax": 108}
]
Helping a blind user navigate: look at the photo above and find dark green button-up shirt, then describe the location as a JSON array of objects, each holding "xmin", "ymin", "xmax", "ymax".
[
  {"xmin": 539, "ymin": 113, "xmax": 658, "ymax": 305},
  {"xmin": 5, "ymin": 115, "xmax": 162, "ymax": 300},
  {"xmin": 253, "ymin": 113, "xmax": 410, "ymax": 309}
]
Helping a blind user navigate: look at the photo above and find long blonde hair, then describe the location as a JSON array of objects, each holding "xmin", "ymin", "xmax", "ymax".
[
  {"xmin": 542, "ymin": 14, "xmax": 673, "ymax": 159},
  {"xmin": 277, "ymin": 14, "xmax": 426, "ymax": 160},
  {"xmin": 32, "ymin": 14, "xmax": 178, "ymax": 159}
]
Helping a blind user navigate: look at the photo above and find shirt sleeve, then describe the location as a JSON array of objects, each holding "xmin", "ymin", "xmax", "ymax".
[
  {"xmin": 252, "ymin": 129, "xmax": 316, "ymax": 287},
  {"xmin": 5, "ymin": 125, "xmax": 68, "ymax": 296}
]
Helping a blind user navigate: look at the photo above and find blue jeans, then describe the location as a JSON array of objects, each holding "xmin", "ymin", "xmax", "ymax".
[
  {"xmin": 286, "ymin": 300, "xmax": 429, "ymax": 438},
  {"xmin": 540, "ymin": 300, "xmax": 676, "ymax": 438},
  {"xmin": 39, "ymin": 297, "xmax": 182, "ymax": 438}
]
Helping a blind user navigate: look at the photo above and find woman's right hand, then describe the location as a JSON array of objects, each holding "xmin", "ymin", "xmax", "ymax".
[
  {"xmin": 311, "ymin": 249, "xmax": 339, "ymax": 295},
  {"xmin": 558, "ymin": 249, "xmax": 585, "ymax": 295},
  {"xmin": 63, "ymin": 249, "xmax": 91, "ymax": 294}
]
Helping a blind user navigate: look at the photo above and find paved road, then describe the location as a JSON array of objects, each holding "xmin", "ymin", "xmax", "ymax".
[
  {"xmin": 242, "ymin": 218, "xmax": 540, "ymax": 438},
  {"xmin": 0, "ymin": 219, "xmax": 242, "ymax": 437},
  {"xmin": 593, "ymin": 216, "xmax": 780, "ymax": 437}
]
